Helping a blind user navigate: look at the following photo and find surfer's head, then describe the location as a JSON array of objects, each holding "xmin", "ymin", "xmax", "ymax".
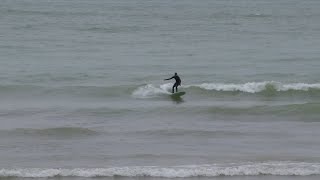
[{"xmin": 175, "ymin": 72, "xmax": 177, "ymax": 76}]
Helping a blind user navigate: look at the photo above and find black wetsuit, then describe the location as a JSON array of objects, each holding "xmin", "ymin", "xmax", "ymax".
[{"xmin": 165, "ymin": 75, "xmax": 181, "ymax": 93}]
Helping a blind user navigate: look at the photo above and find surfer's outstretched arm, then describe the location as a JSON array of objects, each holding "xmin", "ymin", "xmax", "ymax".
[{"xmin": 164, "ymin": 76, "xmax": 174, "ymax": 80}]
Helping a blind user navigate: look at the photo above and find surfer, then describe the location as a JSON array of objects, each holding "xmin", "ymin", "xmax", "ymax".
[{"xmin": 164, "ymin": 72, "xmax": 181, "ymax": 93}]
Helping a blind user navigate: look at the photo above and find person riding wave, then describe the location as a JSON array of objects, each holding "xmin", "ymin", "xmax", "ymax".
[{"xmin": 164, "ymin": 72, "xmax": 181, "ymax": 93}]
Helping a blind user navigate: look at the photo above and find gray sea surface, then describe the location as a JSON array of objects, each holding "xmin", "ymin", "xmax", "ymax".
[{"xmin": 1, "ymin": 0, "xmax": 320, "ymax": 179}]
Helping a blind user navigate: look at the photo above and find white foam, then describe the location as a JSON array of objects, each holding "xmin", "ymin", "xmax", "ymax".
[
  {"xmin": 1, "ymin": 162, "xmax": 320, "ymax": 178},
  {"xmin": 189, "ymin": 81, "xmax": 320, "ymax": 93},
  {"xmin": 132, "ymin": 82, "xmax": 320, "ymax": 97},
  {"xmin": 197, "ymin": 82, "xmax": 269, "ymax": 93},
  {"xmin": 281, "ymin": 83, "xmax": 320, "ymax": 91},
  {"xmin": 132, "ymin": 84, "xmax": 171, "ymax": 98}
]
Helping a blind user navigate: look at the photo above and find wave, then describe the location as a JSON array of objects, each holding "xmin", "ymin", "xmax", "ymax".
[
  {"xmin": 202, "ymin": 102, "xmax": 320, "ymax": 117},
  {"xmin": 1, "ymin": 81, "xmax": 320, "ymax": 99},
  {"xmin": 1, "ymin": 127, "xmax": 98, "ymax": 138},
  {"xmin": 132, "ymin": 82, "xmax": 320, "ymax": 98},
  {"xmin": 83, "ymin": 25, "xmax": 144, "ymax": 34},
  {"xmin": 188, "ymin": 81, "xmax": 320, "ymax": 93},
  {"xmin": 4, "ymin": 8, "xmax": 97, "ymax": 17},
  {"xmin": 129, "ymin": 129, "xmax": 245, "ymax": 137},
  {"xmin": 1, "ymin": 162, "xmax": 320, "ymax": 178},
  {"xmin": 245, "ymin": 13, "xmax": 272, "ymax": 18}
]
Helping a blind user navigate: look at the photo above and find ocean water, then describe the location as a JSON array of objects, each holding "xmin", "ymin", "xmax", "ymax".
[{"xmin": 1, "ymin": 0, "xmax": 320, "ymax": 179}]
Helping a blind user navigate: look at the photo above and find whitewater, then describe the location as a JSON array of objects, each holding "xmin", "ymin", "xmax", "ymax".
[
  {"xmin": 132, "ymin": 82, "xmax": 320, "ymax": 98},
  {"xmin": 1, "ymin": 162, "xmax": 320, "ymax": 178}
]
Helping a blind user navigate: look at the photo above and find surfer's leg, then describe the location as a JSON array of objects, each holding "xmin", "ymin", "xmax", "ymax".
[{"xmin": 173, "ymin": 83, "xmax": 178, "ymax": 93}]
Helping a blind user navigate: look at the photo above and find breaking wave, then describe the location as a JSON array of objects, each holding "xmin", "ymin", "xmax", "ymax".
[
  {"xmin": 132, "ymin": 82, "xmax": 320, "ymax": 98},
  {"xmin": 132, "ymin": 84, "xmax": 172, "ymax": 98},
  {"xmin": 191, "ymin": 81, "xmax": 320, "ymax": 93},
  {"xmin": 1, "ymin": 162, "xmax": 320, "ymax": 178},
  {"xmin": 1, "ymin": 82, "xmax": 320, "ymax": 99}
]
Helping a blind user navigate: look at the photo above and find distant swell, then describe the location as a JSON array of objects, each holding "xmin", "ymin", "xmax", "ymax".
[
  {"xmin": 7, "ymin": 127, "xmax": 98, "ymax": 137},
  {"xmin": 0, "ymin": 85, "xmax": 134, "ymax": 98},
  {"xmin": 1, "ymin": 162, "xmax": 320, "ymax": 178}
]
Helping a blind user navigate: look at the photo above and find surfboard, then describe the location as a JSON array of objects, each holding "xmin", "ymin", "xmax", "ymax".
[{"xmin": 170, "ymin": 91, "xmax": 186, "ymax": 98}]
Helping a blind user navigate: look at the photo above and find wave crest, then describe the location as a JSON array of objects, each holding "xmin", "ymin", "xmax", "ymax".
[
  {"xmin": 191, "ymin": 81, "xmax": 320, "ymax": 93},
  {"xmin": 132, "ymin": 82, "xmax": 320, "ymax": 98}
]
